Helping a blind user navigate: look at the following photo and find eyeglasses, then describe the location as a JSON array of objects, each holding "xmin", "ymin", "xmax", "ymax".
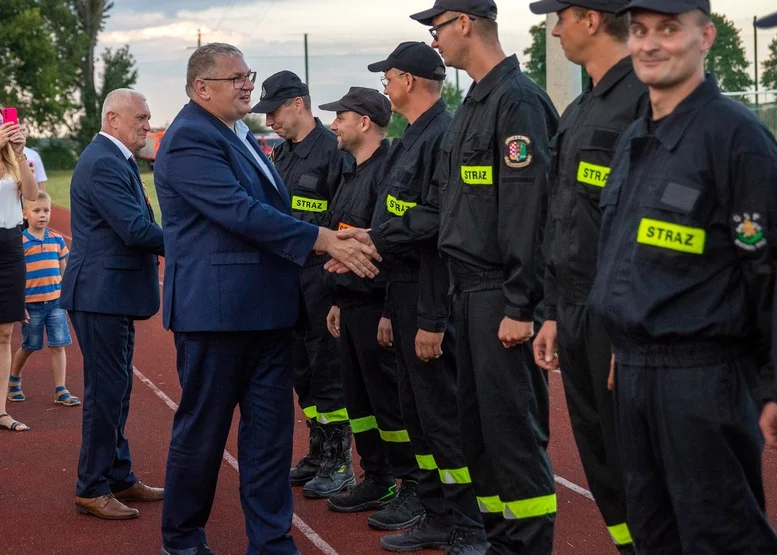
[
  {"xmin": 429, "ymin": 14, "xmax": 475, "ymax": 41},
  {"xmin": 380, "ymin": 71, "xmax": 409, "ymax": 87},
  {"xmin": 202, "ymin": 71, "xmax": 257, "ymax": 89}
]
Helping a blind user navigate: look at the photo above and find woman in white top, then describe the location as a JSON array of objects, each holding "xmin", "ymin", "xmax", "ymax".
[{"xmin": 0, "ymin": 112, "xmax": 39, "ymax": 432}]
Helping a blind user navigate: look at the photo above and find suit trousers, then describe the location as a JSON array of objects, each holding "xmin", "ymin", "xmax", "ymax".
[
  {"xmin": 161, "ymin": 329, "xmax": 298, "ymax": 555},
  {"xmin": 70, "ymin": 311, "xmax": 138, "ymax": 498}
]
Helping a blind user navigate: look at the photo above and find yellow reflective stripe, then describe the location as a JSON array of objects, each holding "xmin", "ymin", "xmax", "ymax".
[
  {"xmin": 503, "ymin": 494, "xmax": 557, "ymax": 519},
  {"xmin": 291, "ymin": 195, "xmax": 328, "ymax": 212},
  {"xmin": 461, "ymin": 166, "xmax": 493, "ymax": 185},
  {"xmin": 607, "ymin": 523, "xmax": 633, "ymax": 546},
  {"xmin": 302, "ymin": 406, "xmax": 318, "ymax": 419},
  {"xmin": 350, "ymin": 415, "xmax": 378, "ymax": 434},
  {"xmin": 416, "ymin": 454, "xmax": 438, "ymax": 471},
  {"xmin": 637, "ymin": 218, "xmax": 706, "ymax": 255},
  {"xmin": 317, "ymin": 408, "xmax": 349, "ymax": 424},
  {"xmin": 477, "ymin": 495, "xmax": 505, "ymax": 514},
  {"xmin": 439, "ymin": 467, "xmax": 472, "ymax": 485},
  {"xmin": 577, "ymin": 161, "xmax": 610, "ymax": 187},
  {"xmin": 379, "ymin": 429, "xmax": 411, "ymax": 443},
  {"xmin": 386, "ymin": 195, "xmax": 417, "ymax": 216}
]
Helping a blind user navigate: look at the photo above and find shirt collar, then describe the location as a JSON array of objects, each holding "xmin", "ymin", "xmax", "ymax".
[
  {"xmin": 591, "ymin": 56, "xmax": 635, "ymax": 98},
  {"xmin": 398, "ymin": 98, "xmax": 448, "ymax": 149},
  {"xmin": 23, "ymin": 229, "xmax": 48, "ymax": 242},
  {"xmin": 288, "ymin": 119, "xmax": 327, "ymax": 159},
  {"xmin": 469, "ymin": 55, "xmax": 520, "ymax": 103},
  {"xmin": 348, "ymin": 139, "xmax": 390, "ymax": 177},
  {"xmin": 98, "ymin": 132, "xmax": 133, "ymax": 160},
  {"xmin": 637, "ymin": 74, "xmax": 720, "ymax": 151},
  {"xmin": 234, "ymin": 119, "xmax": 251, "ymax": 139}
]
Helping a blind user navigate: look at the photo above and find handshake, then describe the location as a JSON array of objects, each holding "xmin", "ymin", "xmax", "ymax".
[{"xmin": 313, "ymin": 227, "xmax": 380, "ymax": 278}]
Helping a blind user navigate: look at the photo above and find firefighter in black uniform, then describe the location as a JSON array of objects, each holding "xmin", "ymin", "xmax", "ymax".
[
  {"xmin": 365, "ymin": 43, "xmax": 487, "ymax": 554},
  {"xmin": 251, "ymin": 71, "xmax": 354, "ymax": 497},
  {"xmin": 315, "ymin": 88, "xmax": 425, "ymax": 533},
  {"xmin": 588, "ymin": 1, "xmax": 777, "ymax": 552},
  {"xmin": 527, "ymin": 1, "xmax": 647, "ymax": 552}
]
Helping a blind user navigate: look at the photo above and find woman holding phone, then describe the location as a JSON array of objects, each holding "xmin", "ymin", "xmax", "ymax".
[{"xmin": 0, "ymin": 109, "xmax": 39, "ymax": 431}]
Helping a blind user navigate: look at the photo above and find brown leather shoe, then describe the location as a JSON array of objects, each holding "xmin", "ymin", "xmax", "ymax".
[
  {"xmin": 76, "ymin": 494, "xmax": 139, "ymax": 520},
  {"xmin": 114, "ymin": 480, "xmax": 164, "ymax": 502}
]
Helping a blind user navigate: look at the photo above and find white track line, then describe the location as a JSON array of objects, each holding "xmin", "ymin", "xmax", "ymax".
[{"xmin": 132, "ymin": 366, "xmax": 341, "ymax": 555}]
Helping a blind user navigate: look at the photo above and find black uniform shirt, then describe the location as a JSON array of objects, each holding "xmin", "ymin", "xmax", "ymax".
[
  {"xmin": 270, "ymin": 118, "xmax": 354, "ymax": 224},
  {"xmin": 436, "ymin": 55, "xmax": 559, "ymax": 321},
  {"xmin": 544, "ymin": 57, "xmax": 648, "ymax": 318},
  {"xmin": 588, "ymin": 75, "xmax": 777, "ymax": 398}
]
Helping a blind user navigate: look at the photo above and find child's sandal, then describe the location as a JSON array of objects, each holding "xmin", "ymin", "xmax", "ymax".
[
  {"xmin": 7, "ymin": 376, "xmax": 25, "ymax": 402},
  {"xmin": 54, "ymin": 386, "xmax": 81, "ymax": 407}
]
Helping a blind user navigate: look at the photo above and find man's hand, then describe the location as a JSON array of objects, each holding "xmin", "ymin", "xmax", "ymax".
[
  {"xmin": 314, "ymin": 227, "xmax": 381, "ymax": 279},
  {"xmin": 607, "ymin": 354, "xmax": 615, "ymax": 391},
  {"xmin": 498, "ymin": 317, "xmax": 534, "ymax": 349},
  {"xmin": 377, "ymin": 317, "xmax": 394, "ymax": 348},
  {"xmin": 416, "ymin": 330, "xmax": 443, "ymax": 362},
  {"xmin": 326, "ymin": 306, "xmax": 341, "ymax": 338},
  {"xmin": 324, "ymin": 228, "xmax": 379, "ymax": 274},
  {"xmin": 760, "ymin": 401, "xmax": 777, "ymax": 448},
  {"xmin": 533, "ymin": 320, "xmax": 559, "ymax": 371}
]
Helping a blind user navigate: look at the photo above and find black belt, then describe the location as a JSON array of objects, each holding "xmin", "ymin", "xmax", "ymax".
[
  {"xmin": 451, "ymin": 270, "xmax": 504, "ymax": 293},
  {"xmin": 611, "ymin": 337, "xmax": 752, "ymax": 367}
]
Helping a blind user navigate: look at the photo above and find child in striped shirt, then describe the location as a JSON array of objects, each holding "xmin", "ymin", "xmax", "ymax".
[{"xmin": 7, "ymin": 191, "xmax": 79, "ymax": 407}]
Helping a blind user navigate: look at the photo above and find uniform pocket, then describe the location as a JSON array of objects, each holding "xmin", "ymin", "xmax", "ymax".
[{"xmin": 461, "ymin": 133, "xmax": 495, "ymax": 197}]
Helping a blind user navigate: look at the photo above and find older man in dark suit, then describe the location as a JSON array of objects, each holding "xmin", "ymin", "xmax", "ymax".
[
  {"xmin": 154, "ymin": 43, "xmax": 380, "ymax": 555},
  {"xmin": 61, "ymin": 88, "xmax": 165, "ymax": 520}
]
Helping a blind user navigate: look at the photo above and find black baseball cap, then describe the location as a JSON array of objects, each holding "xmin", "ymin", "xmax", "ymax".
[
  {"xmin": 367, "ymin": 42, "xmax": 446, "ymax": 81},
  {"xmin": 616, "ymin": 0, "xmax": 710, "ymax": 16},
  {"xmin": 250, "ymin": 70, "xmax": 309, "ymax": 114},
  {"xmin": 530, "ymin": 0, "xmax": 628, "ymax": 15},
  {"xmin": 756, "ymin": 11, "xmax": 777, "ymax": 29},
  {"xmin": 319, "ymin": 87, "xmax": 392, "ymax": 127},
  {"xmin": 410, "ymin": 0, "xmax": 498, "ymax": 26}
]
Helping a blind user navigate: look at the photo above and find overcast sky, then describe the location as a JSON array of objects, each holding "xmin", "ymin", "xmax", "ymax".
[{"xmin": 101, "ymin": 0, "xmax": 777, "ymax": 127}]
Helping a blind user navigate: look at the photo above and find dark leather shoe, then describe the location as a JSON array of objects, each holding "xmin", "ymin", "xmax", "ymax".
[
  {"xmin": 115, "ymin": 480, "xmax": 164, "ymax": 502},
  {"xmin": 76, "ymin": 494, "xmax": 139, "ymax": 520},
  {"xmin": 161, "ymin": 544, "xmax": 214, "ymax": 555}
]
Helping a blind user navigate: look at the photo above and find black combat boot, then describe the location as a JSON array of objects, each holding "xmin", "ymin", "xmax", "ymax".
[
  {"xmin": 327, "ymin": 476, "xmax": 398, "ymax": 513},
  {"xmin": 302, "ymin": 423, "xmax": 356, "ymax": 498},
  {"xmin": 289, "ymin": 420, "xmax": 323, "ymax": 486}
]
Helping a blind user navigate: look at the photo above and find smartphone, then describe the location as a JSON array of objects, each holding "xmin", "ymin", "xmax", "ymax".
[{"xmin": 1, "ymin": 107, "xmax": 19, "ymax": 126}]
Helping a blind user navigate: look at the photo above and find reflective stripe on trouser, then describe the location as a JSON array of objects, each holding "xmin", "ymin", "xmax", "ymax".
[
  {"xmin": 293, "ymin": 263, "xmax": 346, "ymax": 423},
  {"xmin": 455, "ymin": 289, "xmax": 555, "ymax": 555},
  {"xmin": 389, "ymin": 281, "xmax": 483, "ymax": 529},
  {"xmin": 557, "ymin": 304, "xmax": 632, "ymax": 547},
  {"xmin": 416, "ymin": 454, "xmax": 473, "ymax": 485},
  {"xmin": 302, "ymin": 405, "xmax": 318, "ymax": 420},
  {"xmin": 339, "ymin": 303, "xmax": 419, "ymax": 482}
]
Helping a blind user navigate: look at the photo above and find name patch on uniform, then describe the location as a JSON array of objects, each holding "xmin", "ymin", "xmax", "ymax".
[
  {"xmin": 461, "ymin": 166, "xmax": 493, "ymax": 185},
  {"xmin": 636, "ymin": 218, "xmax": 706, "ymax": 255},
  {"xmin": 576, "ymin": 161, "xmax": 610, "ymax": 188},
  {"xmin": 338, "ymin": 222, "xmax": 355, "ymax": 231},
  {"xmin": 387, "ymin": 195, "xmax": 417, "ymax": 216},
  {"xmin": 292, "ymin": 196, "xmax": 328, "ymax": 212}
]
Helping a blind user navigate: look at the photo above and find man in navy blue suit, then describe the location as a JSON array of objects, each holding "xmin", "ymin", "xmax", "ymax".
[
  {"xmin": 61, "ymin": 88, "xmax": 166, "ymax": 520},
  {"xmin": 154, "ymin": 43, "xmax": 381, "ymax": 555}
]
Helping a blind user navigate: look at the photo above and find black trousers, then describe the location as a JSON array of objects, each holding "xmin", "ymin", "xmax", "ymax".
[
  {"xmin": 70, "ymin": 311, "xmax": 138, "ymax": 498},
  {"xmin": 340, "ymin": 301, "xmax": 418, "ymax": 482},
  {"xmin": 556, "ymin": 304, "xmax": 631, "ymax": 551},
  {"xmin": 388, "ymin": 280, "xmax": 482, "ymax": 529},
  {"xmin": 293, "ymin": 262, "xmax": 346, "ymax": 423},
  {"xmin": 453, "ymin": 288, "xmax": 555, "ymax": 555},
  {"xmin": 613, "ymin": 341, "xmax": 777, "ymax": 555}
]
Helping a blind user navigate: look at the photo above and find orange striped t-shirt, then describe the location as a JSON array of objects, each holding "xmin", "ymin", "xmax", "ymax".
[{"xmin": 22, "ymin": 229, "xmax": 69, "ymax": 303}]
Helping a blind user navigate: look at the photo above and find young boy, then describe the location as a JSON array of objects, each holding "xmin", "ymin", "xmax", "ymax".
[{"xmin": 7, "ymin": 191, "xmax": 79, "ymax": 406}]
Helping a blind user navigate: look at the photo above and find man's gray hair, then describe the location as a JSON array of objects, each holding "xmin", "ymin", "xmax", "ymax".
[
  {"xmin": 186, "ymin": 43, "xmax": 245, "ymax": 96},
  {"xmin": 101, "ymin": 89, "xmax": 147, "ymax": 122}
]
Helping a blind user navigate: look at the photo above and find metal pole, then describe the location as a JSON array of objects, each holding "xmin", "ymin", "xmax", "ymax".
[
  {"xmin": 304, "ymin": 33, "xmax": 309, "ymax": 84},
  {"xmin": 456, "ymin": 69, "xmax": 460, "ymax": 93},
  {"xmin": 197, "ymin": 29, "xmax": 201, "ymax": 48},
  {"xmin": 754, "ymin": 16, "xmax": 759, "ymax": 105}
]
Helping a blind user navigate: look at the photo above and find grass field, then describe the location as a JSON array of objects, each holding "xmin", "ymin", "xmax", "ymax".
[{"xmin": 45, "ymin": 169, "xmax": 161, "ymax": 217}]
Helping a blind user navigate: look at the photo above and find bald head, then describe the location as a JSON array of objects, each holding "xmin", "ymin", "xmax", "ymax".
[
  {"xmin": 100, "ymin": 88, "xmax": 151, "ymax": 152},
  {"xmin": 101, "ymin": 89, "xmax": 147, "ymax": 124}
]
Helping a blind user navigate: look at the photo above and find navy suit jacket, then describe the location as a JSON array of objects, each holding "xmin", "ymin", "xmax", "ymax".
[
  {"xmin": 154, "ymin": 101, "xmax": 318, "ymax": 332},
  {"xmin": 61, "ymin": 134, "xmax": 165, "ymax": 319}
]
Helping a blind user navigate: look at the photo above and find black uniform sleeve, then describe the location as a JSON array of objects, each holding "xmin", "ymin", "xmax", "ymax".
[
  {"xmin": 542, "ymin": 132, "xmax": 560, "ymax": 321},
  {"xmin": 327, "ymin": 150, "xmax": 352, "ymax": 200},
  {"xmin": 417, "ymin": 243, "xmax": 451, "ymax": 332},
  {"xmin": 730, "ymin": 123, "xmax": 777, "ymax": 402},
  {"xmin": 497, "ymin": 100, "xmax": 554, "ymax": 321}
]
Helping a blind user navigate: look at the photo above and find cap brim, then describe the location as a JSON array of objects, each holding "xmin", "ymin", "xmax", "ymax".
[
  {"xmin": 367, "ymin": 59, "xmax": 393, "ymax": 73},
  {"xmin": 410, "ymin": 7, "xmax": 446, "ymax": 26},
  {"xmin": 318, "ymin": 101, "xmax": 349, "ymax": 113},
  {"xmin": 529, "ymin": 0, "xmax": 570, "ymax": 15},
  {"xmin": 756, "ymin": 12, "xmax": 777, "ymax": 29},
  {"xmin": 250, "ymin": 98, "xmax": 285, "ymax": 114},
  {"xmin": 616, "ymin": 0, "xmax": 701, "ymax": 16}
]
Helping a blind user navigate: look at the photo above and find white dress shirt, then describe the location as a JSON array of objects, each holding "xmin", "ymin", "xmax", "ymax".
[{"xmin": 234, "ymin": 120, "xmax": 278, "ymax": 191}]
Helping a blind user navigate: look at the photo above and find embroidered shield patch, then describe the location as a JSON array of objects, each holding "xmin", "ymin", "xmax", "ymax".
[{"xmin": 504, "ymin": 135, "xmax": 532, "ymax": 169}]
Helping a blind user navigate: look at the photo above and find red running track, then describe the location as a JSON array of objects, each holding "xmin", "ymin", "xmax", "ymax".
[{"xmin": 1, "ymin": 204, "xmax": 776, "ymax": 555}]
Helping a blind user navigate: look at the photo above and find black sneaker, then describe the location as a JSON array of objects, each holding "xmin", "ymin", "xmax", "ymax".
[
  {"xmin": 162, "ymin": 544, "xmax": 214, "ymax": 555},
  {"xmin": 446, "ymin": 527, "xmax": 489, "ymax": 555},
  {"xmin": 379, "ymin": 513, "xmax": 453, "ymax": 552},
  {"xmin": 368, "ymin": 480, "xmax": 424, "ymax": 531},
  {"xmin": 290, "ymin": 420, "xmax": 324, "ymax": 486},
  {"xmin": 327, "ymin": 477, "xmax": 397, "ymax": 512}
]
